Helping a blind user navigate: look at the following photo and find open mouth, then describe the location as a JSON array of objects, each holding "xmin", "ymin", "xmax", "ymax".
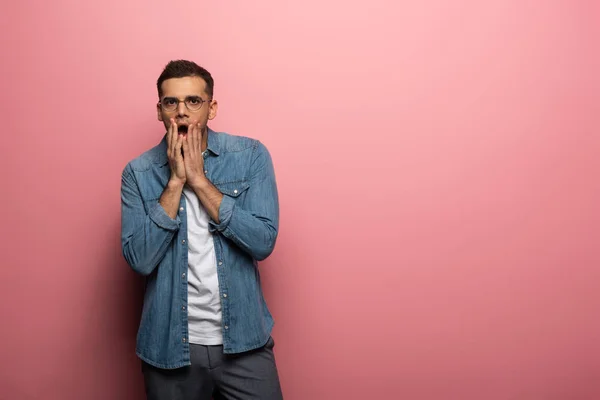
[{"xmin": 177, "ymin": 124, "xmax": 189, "ymax": 134}]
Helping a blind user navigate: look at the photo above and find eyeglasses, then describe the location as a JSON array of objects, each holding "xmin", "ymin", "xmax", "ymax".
[{"xmin": 159, "ymin": 96, "xmax": 210, "ymax": 112}]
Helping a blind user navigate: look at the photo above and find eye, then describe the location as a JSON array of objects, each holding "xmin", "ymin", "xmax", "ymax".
[
  {"xmin": 163, "ymin": 98, "xmax": 177, "ymax": 105},
  {"xmin": 187, "ymin": 97, "xmax": 201, "ymax": 105}
]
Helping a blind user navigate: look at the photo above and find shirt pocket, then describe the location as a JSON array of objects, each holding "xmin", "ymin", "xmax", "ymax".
[{"xmin": 214, "ymin": 180, "xmax": 250, "ymax": 199}]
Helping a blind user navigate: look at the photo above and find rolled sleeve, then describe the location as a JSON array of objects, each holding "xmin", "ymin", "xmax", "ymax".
[
  {"xmin": 211, "ymin": 195, "xmax": 235, "ymax": 232},
  {"xmin": 121, "ymin": 165, "xmax": 182, "ymax": 276},
  {"xmin": 207, "ymin": 141, "xmax": 279, "ymax": 261},
  {"xmin": 149, "ymin": 201, "xmax": 181, "ymax": 231}
]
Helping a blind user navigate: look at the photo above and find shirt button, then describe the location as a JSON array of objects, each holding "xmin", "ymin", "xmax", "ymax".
[
  {"xmin": 223, "ymin": 293, "xmax": 227, "ymax": 298},
  {"xmin": 182, "ymin": 306, "xmax": 186, "ymax": 310},
  {"xmin": 204, "ymin": 170, "xmax": 208, "ymax": 174},
  {"xmin": 182, "ymin": 239, "xmax": 186, "ymax": 244},
  {"xmin": 233, "ymin": 189, "xmax": 238, "ymax": 194},
  {"xmin": 218, "ymin": 261, "xmax": 223, "ymax": 266},
  {"xmin": 182, "ymin": 337, "xmax": 186, "ymax": 343},
  {"xmin": 180, "ymin": 207, "xmax": 184, "ymax": 211},
  {"xmin": 182, "ymin": 273, "xmax": 186, "ymax": 278},
  {"xmin": 224, "ymin": 325, "xmax": 229, "ymax": 330}
]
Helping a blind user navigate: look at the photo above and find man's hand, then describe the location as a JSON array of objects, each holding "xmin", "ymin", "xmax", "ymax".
[
  {"xmin": 159, "ymin": 119, "xmax": 186, "ymax": 220},
  {"xmin": 182, "ymin": 122, "xmax": 207, "ymax": 188},
  {"xmin": 167, "ymin": 118, "xmax": 186, "ymax": 185},
  {"xmin": 182, "ymin": 122, "xmax": 224, "ymax": 223}
]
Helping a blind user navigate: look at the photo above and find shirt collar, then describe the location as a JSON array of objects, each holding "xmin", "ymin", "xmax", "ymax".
[{"xmin": 206, "ymin": 127, "xmax": 221, "ymax": 156}]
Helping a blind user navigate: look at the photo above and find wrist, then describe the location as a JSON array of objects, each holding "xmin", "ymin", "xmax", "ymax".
[
  {"xmin": 167, "ymin": 178, "xmax": 185, "ymax": 190},
  {"xmin": 188, "ymin": 176, "xmax": 210, "ymax": 191}
]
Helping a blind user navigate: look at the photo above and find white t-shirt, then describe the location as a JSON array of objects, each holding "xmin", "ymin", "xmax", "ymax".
[{"xmin": 182, "ymin": 184, "xmax": 223, "ymax": 345}]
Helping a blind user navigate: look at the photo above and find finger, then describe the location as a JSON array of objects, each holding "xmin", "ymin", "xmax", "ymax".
[
  {"xmin": 166, "ymin": 119, "xmax": 172, "ymax": 157},
  {"xmin": 194, "ymin": 122, "xmax": 200, "ymax": 154},
  {"xmin": 173, "ymin": 120, "xmax": 179, "ymax": 154},
  {"xmin": 189, "ymin": 123, "xmax": 196, "ymax": 156},
  {"xmin": 181, "ymin": 134, "xmax": 189, "ymax": 158},
  {"xmin": 192, "ymin": 127, "xmax": 197, "ymax": 158},
  {"xmin": 170, "ymin": 119, "xmax": 177, "ymax": 157},
  {"xmin": 176, "ymin": 130, "xmax": 184, "ymax": 160}
]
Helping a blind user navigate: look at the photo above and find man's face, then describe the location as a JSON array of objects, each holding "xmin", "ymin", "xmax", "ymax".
[{"xmin": 157, "ymin": 76, "xmax": 218, "ymax": 135}]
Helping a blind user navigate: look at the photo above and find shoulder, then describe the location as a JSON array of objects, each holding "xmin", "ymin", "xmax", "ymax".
[
  {"xmin": 210, "ymin": 129, "xmax": 272, "ymax": 158},
  {"xmin": 211, "ymin": 130, "xmax": 261, "ymax": 151},
  {"xmin": 122, "ymin": 137, "xmax": 167, "ymax": 176}
]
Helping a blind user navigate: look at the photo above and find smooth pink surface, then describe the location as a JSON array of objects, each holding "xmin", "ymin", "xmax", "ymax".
[{"xmin": 1, "ymin": 1, "xmax": 599, "ymax": 399}]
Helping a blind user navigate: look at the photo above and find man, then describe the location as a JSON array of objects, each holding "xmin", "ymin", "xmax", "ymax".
[{"xmin": 120, "ymin": 59, "xmax": 283, "ymax": 400}]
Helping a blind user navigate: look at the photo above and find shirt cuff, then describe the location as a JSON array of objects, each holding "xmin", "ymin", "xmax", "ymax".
[
  {"xmin": 210, "ymin": 195, "xmax": 235, "ymax": 232},
  {"xmin": 149, "ymin": 201, "xmax": 181, "ymax": 231}
]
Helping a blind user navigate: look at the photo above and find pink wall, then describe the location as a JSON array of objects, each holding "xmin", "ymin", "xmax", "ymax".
[{"xmin": 1, "ymin": 0, "xmax": 599, "ymax": 399}]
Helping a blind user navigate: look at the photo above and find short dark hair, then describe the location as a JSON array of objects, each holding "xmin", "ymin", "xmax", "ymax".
[{"xmin": 156, "ymin": 60, "xmax": 214, "ymax": 99}]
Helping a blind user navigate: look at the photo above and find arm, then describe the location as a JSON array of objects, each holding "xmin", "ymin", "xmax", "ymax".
[
  {"xmin": 208, "ymin": 142, "xmax": 280, "ymax": 261},
  {"xmin": 188, "ymin": 179, "xmax": 224, "ymax": 224},
  {"xmin": 160, "ymin": 179, "xmax": 186, "ymax": 219},
  {"xmin": 120, "ymin": 165, "xmax": 182, "ymax": 276},
  {"xmin": 120, "ymin": 121, "xmax": 187, "ymax": 275},
  {"xmin": 182, "ymin": 125, "xmax": 279, "ymax": 261}
]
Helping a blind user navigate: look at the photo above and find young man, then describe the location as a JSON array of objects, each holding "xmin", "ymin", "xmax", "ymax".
[{"xmin": 120, "ymin": 60, "xmax": 283, "ymax": 400}]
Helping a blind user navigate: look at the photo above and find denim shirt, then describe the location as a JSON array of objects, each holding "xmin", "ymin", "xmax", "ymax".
[{"xmin": 120, "ymin": 128, "xmax": 279, "ymax": 369}]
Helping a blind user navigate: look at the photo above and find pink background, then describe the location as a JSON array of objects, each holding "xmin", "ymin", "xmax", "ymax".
[{"xmin": 1, "ymin": 1, "xmax": 599, "ymax": 399}]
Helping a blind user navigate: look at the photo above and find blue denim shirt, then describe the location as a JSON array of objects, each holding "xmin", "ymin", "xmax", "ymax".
[{"xmin": 120, "ymin": 128, "xmax": 279, "ymax": 369}]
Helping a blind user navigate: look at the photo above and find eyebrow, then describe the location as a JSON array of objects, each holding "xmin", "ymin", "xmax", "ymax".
[{"xmin": 162, "ymin": 95, "xmax": 202, "ymax": 99}]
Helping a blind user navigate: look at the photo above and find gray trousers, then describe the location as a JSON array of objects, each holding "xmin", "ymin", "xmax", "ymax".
[{"xmin": 141, "ymin": 337, "xmax": 283, "ymax": 400}]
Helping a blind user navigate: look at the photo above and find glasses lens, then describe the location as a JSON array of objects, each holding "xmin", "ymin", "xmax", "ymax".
[
  {"xmin": 185, "ymin": 97, "xmax": 203, "ymax": 111},
  {"xmin": 162, "ymin": 99, "xmax": 177, "ymax": 111}
]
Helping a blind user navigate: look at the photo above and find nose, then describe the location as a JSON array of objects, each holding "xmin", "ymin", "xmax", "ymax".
[{"xmin": 176, "ymin": 100, "xmax": 187, "ymax": 116}]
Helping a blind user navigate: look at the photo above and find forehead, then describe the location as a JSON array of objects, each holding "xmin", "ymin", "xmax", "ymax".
[{"xmin": 160, "ymin": 76, "xmax": 207, "ymax": 98}]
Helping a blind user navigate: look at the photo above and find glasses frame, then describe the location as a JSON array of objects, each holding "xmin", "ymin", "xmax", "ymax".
[{"xmin": 158, "ymin": 96, "xmax": 211, "ymax": 112}]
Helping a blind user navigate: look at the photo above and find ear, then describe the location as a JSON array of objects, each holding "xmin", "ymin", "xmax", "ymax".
[
  {"xmin": 208, "ymin": 100, "xmax": 218, "ymax": 121},
  {"xmin": 157, "ymin": 102, "xmax": 164, "ymax": 122}
]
